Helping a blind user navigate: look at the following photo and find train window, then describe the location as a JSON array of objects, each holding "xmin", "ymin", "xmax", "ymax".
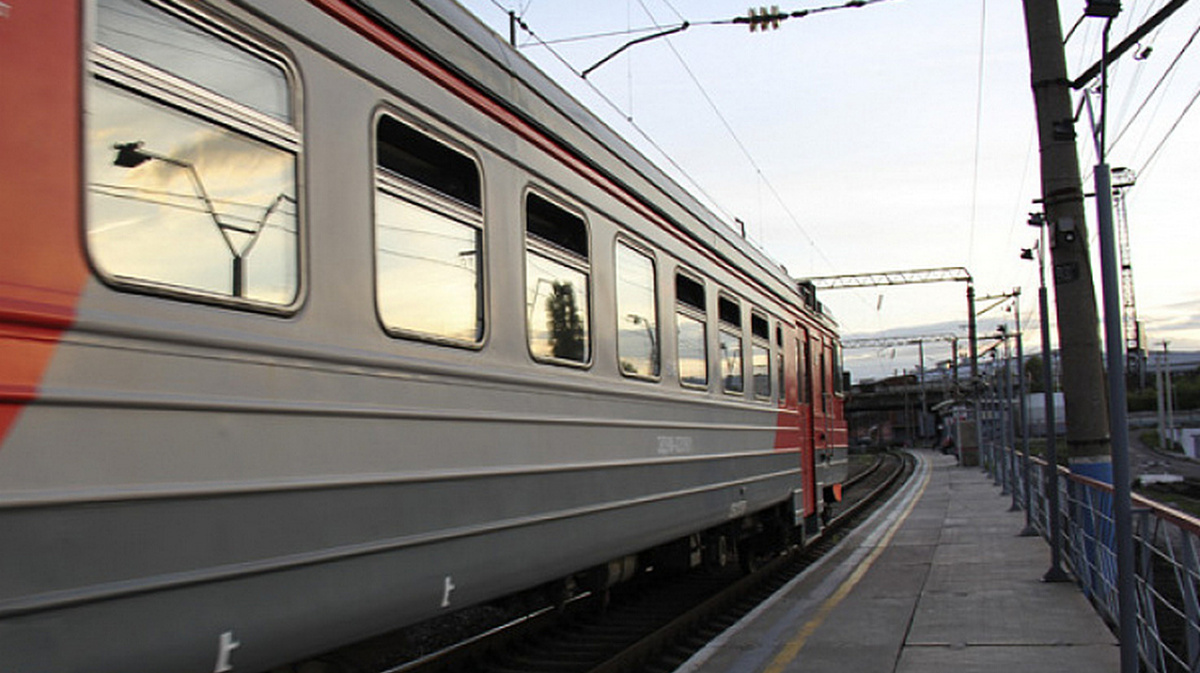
[
  {"xmin": 377, "ymin": 118, "xmax": 481, "ymax": 208},
  {"xmin": 832, "ymin": 342, "xmax": 845, "ymax": 395},
  {"xmin": 718, "ymin": 295, "xmax": 743, "ymax": 395},
  {"xmin": 526, "ymin": 192, "xmax": 590, "ymax": 365},
  {"xmin": 86, "ymin": 0, "xmax": 299, "ymax": 308},
  {"xmin": 775, "ymin": 323, "xmax": 785, "ymax": 402},
  {"xmin": 818, "ymin": 349, "xmax": 828, "ymax": 413},
  {"xmin": 751, "ymin": 313, "xmax": 769, "ymax": 341},
  {"xmin": 751, "ymin": 312, "xmax": 771, "ymax": 400},
  {"xmin": 777, "ymin": 350, "xmax": 786, "ymax": 404},
  {"xmin": 796, "ymin": 336, "xmax": 810, "ymax": 405},
  {"xmin": 616, "ymin": 242, "xmax": 659, "ymax": 379},
  {"xmin": 375, "ymin": 115, "xmax": 483, "ymax": 344},
  {"xmin": 675, "ymin": 272, "xmax": 707, "ymax": 389}
]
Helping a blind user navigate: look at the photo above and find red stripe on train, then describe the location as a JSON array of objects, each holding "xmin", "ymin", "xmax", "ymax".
[{"xmin": 0, "ymin": 2, "xmax": 87, "ymax": 443}]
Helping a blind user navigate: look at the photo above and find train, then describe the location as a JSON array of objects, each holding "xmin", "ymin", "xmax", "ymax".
[{"xmin": 0, "ymin": 1, "xmax": 848, "ymax": 671}]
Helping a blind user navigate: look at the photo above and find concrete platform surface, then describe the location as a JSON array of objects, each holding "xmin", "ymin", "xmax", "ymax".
[{"xmin": 677, "ymin": 450, "xmax": 1119, "ymax": 673}]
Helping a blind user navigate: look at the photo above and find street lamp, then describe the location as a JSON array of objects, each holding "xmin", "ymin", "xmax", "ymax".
[
  {"xmin": 1024, "ymin": 215, "xmax": 1069, "ymax": 583},
  {"xmin": 112, "ymin": 141, "xmax": 286, "ymax": 298},
  {"xmin": 997, "ymin": 324, "xmax": 1017, "ymax": 501},
  {"xmin": 1012, "ymin": 289, "xmax": 1037, "ymax": 537}
]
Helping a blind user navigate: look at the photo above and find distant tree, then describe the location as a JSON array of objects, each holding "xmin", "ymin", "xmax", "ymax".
[
  {"xmin": 1127, "ymin": 385, "xmax": 1157, "ymax": 412},
  {"xmin": 1025, "ymin": 354, "xmax": 1045, "ymax": 394},
  {"xmin": 547, "ymin": 281, "xmax": 585, "ymax": 361},
  {"xmin": 1176, "ymin": 366, "xmax": 1199, "ymax": 409},
  {"xmin": 1124, "ymin": 365, "xmax": 1199, "ymax": 411}
]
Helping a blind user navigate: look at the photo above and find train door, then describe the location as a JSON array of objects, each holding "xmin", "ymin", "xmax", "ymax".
[
  {"xmin": 811, "ymin": 335, "xmax": 838, "ymax": 518},
  {"xmin": 812, "ymin": 335, "xmax": 829, "ymax": 453},
  {"xmin": 812, "ymin": 335, "xmax": 849, "ymax": 515},
  {"xmin": 795, "ymin": 329, "xmax": 818, "ymax": 526},
  {"xmin": 829, "ymin": 341, "xmax": 849, "ymax": 449}
]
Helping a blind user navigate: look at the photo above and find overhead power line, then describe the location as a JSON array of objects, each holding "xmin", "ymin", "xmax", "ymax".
[
  {"xmin": 728, "ymin": 0, "xmax": 897, "ymax": 31},
  {"xmin": 484, "ymin": 0, "xmax": 901, "ymax": 280},
  {"xmin": 630, "ymin": 0, "xmax": 832, "ymax": 261},
  {"xmin": 1108, "ymin": 17, "xmax": 1200, "ymax": 154},
  {"xmin": 1137, "ymin": 80, "xmax": 1200, "ymax": 176},
  {"xmin": 523, "ymin": 0, "xmax": 900, "ymax": 50}
]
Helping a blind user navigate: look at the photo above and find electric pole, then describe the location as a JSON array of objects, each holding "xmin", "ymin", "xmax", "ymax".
[{"xmin": 1020, "ymin": 0, "xmax": 1112, "ymax": 472}]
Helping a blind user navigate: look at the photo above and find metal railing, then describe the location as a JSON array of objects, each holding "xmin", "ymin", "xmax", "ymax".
[{"xmin": 989, "ymin": 442, "xmax": 1200, "ymax": 672}]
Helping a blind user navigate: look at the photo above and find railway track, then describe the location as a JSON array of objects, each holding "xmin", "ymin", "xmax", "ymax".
[{"xmin": 294, "ymin": 452, "xmax": 911, "ymax": 673}]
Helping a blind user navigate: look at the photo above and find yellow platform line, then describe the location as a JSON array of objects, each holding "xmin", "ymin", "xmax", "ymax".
[{"xmin": 762, "ymin": 457, "xmax": 932, "ymax": 673}]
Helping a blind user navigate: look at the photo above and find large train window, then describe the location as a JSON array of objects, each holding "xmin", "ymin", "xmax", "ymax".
[
  {"xmin": 375, "ymin": 115, "xmax": 483, "ymax": 344},
  {"xmin": 615, "ymin": 241, "xmax": 659, "ymax": 379},
  {"xmin": 751, "ymin": 311, "xmax": 771, "ymax": 400},
  {"xmin": 718, "ymin": 295, "xmax": 743, "ymax": 395},
  {"xmin": 675, "ymin": 272, "xmax": 707, "ymax": 389},
  {"xmin": 526, "ymin": 192, "xmax": 590, "ymax": 365},
  {"xmin": 86, "ymin": 0, "xmax": 299, "ymax": 308}
]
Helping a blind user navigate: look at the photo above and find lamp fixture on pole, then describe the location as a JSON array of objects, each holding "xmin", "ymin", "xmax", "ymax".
[{"xmin": 112, "ymin": 141, "xmax": 286, "ymax": 298}]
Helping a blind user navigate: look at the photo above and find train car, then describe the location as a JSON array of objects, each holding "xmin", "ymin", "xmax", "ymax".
[{"xmin": 0, "ymin": 1, "xmax": 848, "ymax": 671}]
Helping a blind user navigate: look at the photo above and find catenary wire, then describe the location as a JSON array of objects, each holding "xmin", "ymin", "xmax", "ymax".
[
  {"xmin": 967, "ymin": 0, "xmax": 987, "ymax": 272},
  {"xmin": 1109, "ymin": 16, "xmax": 1200, "ymax": 154},
  {"xmin": 485, "ymin": 0, "xmax": 901, "ymax": 275},
  {"xmin": 632, "ymin": 0, "xmax": 831, "ymax": 264},
  {"xmin": 1136, "ymin": 78, "xmax": 1200, "ymax": 177},
  {"xmin": 486, "ymin": 0, "xmax": 738, "ymax": 224}
]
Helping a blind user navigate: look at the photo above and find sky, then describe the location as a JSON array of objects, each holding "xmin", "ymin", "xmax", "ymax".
[{"xmin": 455, "ymin": 0, "xmax": 1200, "ymax": 381}]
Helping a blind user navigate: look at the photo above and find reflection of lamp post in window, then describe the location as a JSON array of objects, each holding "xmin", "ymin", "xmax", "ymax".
[
  {"xmin": 112, "ymin": 141, "xmax": 288, "ymax": 298},
  {"xmin": 625, "ymin": 313, "xmax": 658, "ymax": 376}
]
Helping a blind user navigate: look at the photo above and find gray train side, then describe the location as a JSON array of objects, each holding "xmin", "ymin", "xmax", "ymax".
[{"xmin": 0, "ymin": 1, "xmax": 849, "ymax": 671}]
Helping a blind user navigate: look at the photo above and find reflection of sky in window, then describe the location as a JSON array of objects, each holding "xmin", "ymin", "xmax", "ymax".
[
  {"xmin": 87, "ymin": 82, "xmax": 297, "ymax": 303},
  {"xmin": 677, "ymin": 314, "xmax": 707, "ymax": 386},
  {"xmin": 616, "ymin": 245, "xmax": 657, "ymax": 376},
  {"xmin": 97, "ymin": 0, "xmax": 290, "ymax": 122},
  {"xmin": 618, "ymin": 324, "xmax": 653, "ymax": 374},
  {"xmin": 720, "ymin": 330, "xmax": 743, "ymax": 392},
  {"xmin": 526, "ymin": 254, "xmax": 588, "ymax": 361},
  {"xmin": 753, "ymin": 345, "xmax": 771, "ymax": 398},
  {"xmin": 376, "ymin": 193, "xmax": 480, "ymax": 341}
]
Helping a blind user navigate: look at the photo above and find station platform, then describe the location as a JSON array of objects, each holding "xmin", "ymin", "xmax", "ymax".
[{"xmin": 677, "ymin": 449, "xmax": 1119, "ymax": 673}]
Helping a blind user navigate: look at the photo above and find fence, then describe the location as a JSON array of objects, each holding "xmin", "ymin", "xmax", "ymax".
[{"xmin": 987, "ymin": 442, "xmax": 1200, "ymax": 672}]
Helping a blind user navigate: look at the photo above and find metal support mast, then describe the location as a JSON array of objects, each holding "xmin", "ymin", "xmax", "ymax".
[
  {"xmin": 804, "ymin": 267, "xmax": 980, "ymax": 463},
  {"xmin": 802, "ymin": 268, "xmax": 978, "ymax": 386},
  {"xmin": 1112, "ymin": 167, "xmax": 1144, "ymax": 387}
]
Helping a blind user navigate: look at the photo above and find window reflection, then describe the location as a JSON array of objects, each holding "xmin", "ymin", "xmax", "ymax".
[
  {"xmin": 776, "ymin": 352, "xmax": 785, "ymax": 404},
  {"xmin": 527, "ymin": 255, "xmax": 589, "ymax": 363},
  {"xmin": 677, "ymin": 313, "xmax": 707, "ymax": 387},
  {"xmin": 616, "ymin": 244, "xmax": 658, "ymax": 378},
  {"xmin": 720, "ymin": 330, "xmax": 743, "ymax": 394},
  {"xmin": 97, "ymin": 0, "xmax": 290, "ymax": 122},
  {"xmin": 753, "ymin": 344, "xmax": 771, "ymax": 399},
  {"xmin": 376, "ymin": 191, "xmax": 482, "ymax": 341},
  {"xmin": 87, "ymin": 82, "xmax": 298, "ymax": 304},
  {"xmin": 525, "ymin": 193, "xmax": 589, "ymax": 366}
]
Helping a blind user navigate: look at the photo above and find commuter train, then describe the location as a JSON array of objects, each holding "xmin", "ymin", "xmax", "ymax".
[{"xmin": 0, "ymin": 1, "xmax": 848, "ymax": 671}]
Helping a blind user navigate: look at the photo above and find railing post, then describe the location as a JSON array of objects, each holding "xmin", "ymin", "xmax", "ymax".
[
  {"xmin": 1136, "ymin": 509, "xmax": 1163, "ymax": 672},
  {"xmin": 1181, "ymin": 523, "xmax": 1200, "ymax": 671},
  {"xmin": 1068, "ymin": 477, "xmax": 1084, "ymax": 586}
]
